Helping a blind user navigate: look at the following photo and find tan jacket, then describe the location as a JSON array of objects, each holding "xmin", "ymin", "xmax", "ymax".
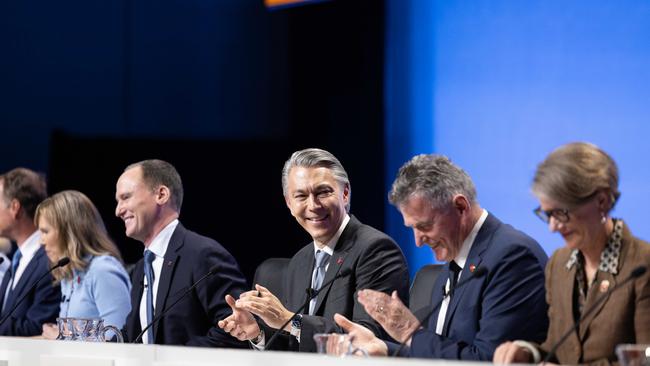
[{"xmin": 540, "ymin": 223, "xmax": 650, "ymax": 365}]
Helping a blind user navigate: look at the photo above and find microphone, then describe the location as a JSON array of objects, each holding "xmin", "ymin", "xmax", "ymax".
[
  {"xmin": 392, "ymin": 266, "xmax": 488, "ymax": 356},
  {"xmin": 132, "ymin": 263, "xmax": 220, "ymax": 343},
  {"xmin": 263, "ymin": 267, "xmax": 353, "ymax": 350},
  {"xmin": 0, "ymin": 257, "xmax": 70, "ymax": 327},
  {"xmin": 542, "ymin": 265, "xmax": 647, "ymax": 364}
]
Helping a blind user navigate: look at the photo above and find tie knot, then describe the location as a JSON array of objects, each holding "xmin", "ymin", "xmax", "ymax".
[
  {"xmin": 11, "ymin": 250, "xmax": 23, "ymax": 272},
  {"xmin": 449, "ymin": 260, "xmax": 461, "ymax": 275},
  {"xmin": 144, "ymin": 250, "xmax": 156, "ymax": 264},
  {"xmin": 12, "ymin": 250, "xmax": 22, "ymax": 264},
  {"xmin": 315, "ymin": 250, "xmax": 330, "ymax": 268}
]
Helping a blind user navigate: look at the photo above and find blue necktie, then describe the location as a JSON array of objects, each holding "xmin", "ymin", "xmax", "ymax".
[
  {"xmin": 2, "ymin": 250, "xmax": 22, "ymax": 312},
  {"xmin": 309, "ymin": 250, "xmax": 330, "ymax": 315},
  {"xmin": 143, "ymin": 250, "xmax": 156, "ymax": 344}
]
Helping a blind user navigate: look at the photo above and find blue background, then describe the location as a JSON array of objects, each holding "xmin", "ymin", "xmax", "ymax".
[{"xmin": 385, "ymin": 0, "xmax": 650, "ymax": 276}]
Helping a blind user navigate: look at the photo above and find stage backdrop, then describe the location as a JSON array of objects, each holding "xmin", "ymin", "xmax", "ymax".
[{"xmin": 385, "ymin": 0, "xmax": 650, "ymax": 277}]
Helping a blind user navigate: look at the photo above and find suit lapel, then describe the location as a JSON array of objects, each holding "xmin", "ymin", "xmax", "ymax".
[
  {"xmin": 0, "ymin": 269, "xmax": 11, "ymax": 313},
  {"xmin": 313, "ymin": 249, "xmax": 347, "ymax": 314},
  {"xmin": 292, "ymin": 249, "xmax": 314, "ymax": 313},
  {"xmin": 312, "ymin": 216, "xmax": 358, "ymax": 315},
  {"xmin": 579, "ymin": 271, "xmax": 615, "ymax": 341},
  {"xmin": 558, "ymin": 263, "xmax": 582, "ymax": 362},
  {"xmin": 443, "ymin": 255, "xmax": 485, "ymax": 333},
  {"xmin": 152, "ymin": 224, "xmax": 184, "ymax": 339},
  {"xmin": 442, "ymin": 214, "xmax": 494, "ymax": 334},
  {"xmin": 6, "ymin": 248, "xmax": 43, "ymax": 309},
  {"xmin": 427, "ymin": 264, "xmax": 449, "ymax": 329},
  {"xmin": 128, "ymin": 260, "xmax": 145, "ymax": 337}
]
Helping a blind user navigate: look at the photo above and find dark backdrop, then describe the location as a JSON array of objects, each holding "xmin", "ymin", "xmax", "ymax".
[{"xmin": 2, "ymin": 0, "xmax": 388, "ymax": 283}]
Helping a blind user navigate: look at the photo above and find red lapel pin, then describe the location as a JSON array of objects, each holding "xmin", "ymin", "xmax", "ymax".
[
  {"xmin": 469, "ymin": 264, "xmax": 476, "ymax": 273},
  {"xmin": 337, "ymin": 257, "xmax": 344, "ymax": 265}
]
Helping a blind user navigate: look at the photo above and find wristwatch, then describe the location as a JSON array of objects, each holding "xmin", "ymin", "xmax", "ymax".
[
  {"xmin": 252, "ymin": 329, "xmax": 264, "ymax": 344},
  {"xmin": 290, "ymin": 314, "xmax": 302, "ymax": 338}
]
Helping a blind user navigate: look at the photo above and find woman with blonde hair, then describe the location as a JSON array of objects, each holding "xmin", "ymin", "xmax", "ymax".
[
  {"xmin": 494, "ymin": 142, "xmax": 650, "ymax": 365},
  {"xmin": 36, "ymin": 190, "xmax": 131, "ymax": 339}
]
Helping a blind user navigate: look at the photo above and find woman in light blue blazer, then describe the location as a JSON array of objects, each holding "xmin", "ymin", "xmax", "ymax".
[{"xmin": 35, "ymin": 190, "xmax": 131, "ymax": 339}]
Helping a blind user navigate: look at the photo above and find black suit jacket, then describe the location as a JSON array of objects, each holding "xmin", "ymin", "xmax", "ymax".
[
  {"xmin": 264, "ymin": 215, "xmax": 410, "ymax": 352},
  {"xmin": 0, "ymin": 246, "xmax": 60, "ymax": 336},
  {"xmin": 123, "ymin": 223, "xmax": 248, "ymax": 347}
]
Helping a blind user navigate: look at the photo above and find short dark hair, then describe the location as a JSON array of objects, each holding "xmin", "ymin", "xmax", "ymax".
[
  {"xmin": 0, "ymin": 167, "xmax": 48, "ymax": 219},
  {"xmin": 125, "ymin": 159, "xmax": 184, "ymax": 212}
]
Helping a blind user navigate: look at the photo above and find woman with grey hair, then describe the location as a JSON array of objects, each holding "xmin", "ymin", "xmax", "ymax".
[{"xmin": 494, "ymin": 142, "xmax": 650, "ymax": 365}]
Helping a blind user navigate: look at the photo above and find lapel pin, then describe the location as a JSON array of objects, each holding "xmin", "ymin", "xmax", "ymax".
[
  {"xmin": 167, "ymin": 260, "xmax": 173, "ymax": 267},
  {"xmin": 337, "ymin": 257, "xmax": 344, "ymax": 265},
  {"xmin": 599, "ymin": 280, "xmax": 610, "ymax": 293},
  {"xmin": 469, "ymin": 264, "xmax": 476, "ymax": 273}
]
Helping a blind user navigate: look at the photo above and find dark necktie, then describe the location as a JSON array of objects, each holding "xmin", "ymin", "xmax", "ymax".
[
  {"xmin": 448, "ymin": 260, "xmax": 461, "ymax": 297},
  {"xmin": 143, "ymin": 250, "xmax": 156, "ymax": 344},
  {"xmin": 2, "ymin": 249, "xmax": 22, "ymax": 312}
]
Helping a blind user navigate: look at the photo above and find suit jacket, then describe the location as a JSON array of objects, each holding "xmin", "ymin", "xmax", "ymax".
[
  {"xmin": 408, "ymin": 213, "xmax": 549, "ymax": 360},
  {"xmin": 264, "ymin": 215, "xmax": 410, "ymax": 352},
  {"xmin": 539, "ymin": 221, "xmax": 650, "ymax": 365},
  {"xmin": 123, "ymin": 223, "xmax": 248, "ymax": 347},
  {"xmin": 0, "ymin": 246, "xmax": 60, "ymax": 336}
]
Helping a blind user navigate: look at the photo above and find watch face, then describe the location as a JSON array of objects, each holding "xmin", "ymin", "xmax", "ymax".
[{"xmin": 291, "ymin": 314, "xmax": 302, "ymax": 328}]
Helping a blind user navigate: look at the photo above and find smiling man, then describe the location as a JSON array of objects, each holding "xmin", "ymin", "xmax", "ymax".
[
  {"xmin": 115, "ymin": 159, "xmax": 248, "ymax": 347},
  {"xmin": 218, "ymin": 148, "xmax": 409, "ymax": 352},
  {"xmin": 334, "ymin": 154, "xmax": 550, "ymax": 360}
]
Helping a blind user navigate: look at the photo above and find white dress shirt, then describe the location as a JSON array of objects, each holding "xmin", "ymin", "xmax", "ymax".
[
  {"xmin": 435, "ymin": 209, "xmax": 488, "ymax": 335},
  {"xmin": 11, "ymin": 231, "xmax": 41, "ymax": 290},
  {"xmin": 139, "ymin": 219, "xmax": 179, "ymax": 344}
]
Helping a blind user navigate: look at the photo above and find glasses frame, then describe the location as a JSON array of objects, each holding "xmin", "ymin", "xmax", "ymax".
[{"xmin": 533, "ymin": 207, "xmax": 570, "ymax": 224}]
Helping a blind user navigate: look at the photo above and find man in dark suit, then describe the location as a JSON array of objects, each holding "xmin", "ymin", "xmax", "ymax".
[
  {"xmin": 115, "ymin": 159, "xmax": 248, "ymax": 347},
  {"xmin": 335, "ymin": 154, "xmax": 549, "ymax": 360},
  {"xmin": 218, "ymin": 148, "xmax": 409, "ymax": 352},
  {"xmin": 0, "ymin": 168, "xmax": 60, "ymax": 336}
]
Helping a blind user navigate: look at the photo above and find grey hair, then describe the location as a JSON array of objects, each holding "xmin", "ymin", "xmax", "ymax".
[
  {"xmin": 388, "ymin": 154, "xmax": 477, "ymax": 210},
  {"xmin": 125, "ymin": 159, "xmax": 184, "ymax": 212},
  {"xmin": 281, "ymin": 148, "xmax": 351, "ymax": 212}
]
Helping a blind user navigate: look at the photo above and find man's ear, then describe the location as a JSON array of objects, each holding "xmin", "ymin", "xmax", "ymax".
[
  {"xmin": 155, "ymin": 185, "xmax": 171, "ymax": 206},
  {"xmin": 9, "ymin": 198, "xmax": 21, "ymax": 220},
  {"xmin": 452, "ymin": 194, "xmax": 470, "ymax": 215},
  {"xmin": 342, "ymin": 183, "xmax": 350, "ymax": 206}
]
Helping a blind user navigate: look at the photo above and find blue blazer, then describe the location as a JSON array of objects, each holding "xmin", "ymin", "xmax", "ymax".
[
  {"xmin": 408, "ymin": 213, "xmax": 549, "ymax": 360},
  {"xmin": 0, "ymin": 246, "xmax": 61, "ymax": 336},
  {"xmin": 122, "ymin": 223, "xmax": 249, "ymax": 347}
]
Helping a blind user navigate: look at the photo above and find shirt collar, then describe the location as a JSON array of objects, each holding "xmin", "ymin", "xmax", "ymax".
[
  {"xmin": 145, "ymin": 219, "xmax": 179, "ymax": 258},
  {"xmin": 566, "ymin": 218, "xmax": 624, "ymax": 275},
  {"xmin": 313, "ymin": 214, "xmax": 350, "ymax": 257},
  {"xmin": 19, "ymin": 230, "xmax": 42, "ymax": 258},
  {"xmin": 454, "ymin": 209, "xmax": 488, "ymax": 269}
]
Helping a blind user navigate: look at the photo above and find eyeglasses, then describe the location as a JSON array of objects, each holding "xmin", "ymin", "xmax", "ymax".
[{"xmin": 533, "ymin": 207, "xmax": 570, "ymax": 224}]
